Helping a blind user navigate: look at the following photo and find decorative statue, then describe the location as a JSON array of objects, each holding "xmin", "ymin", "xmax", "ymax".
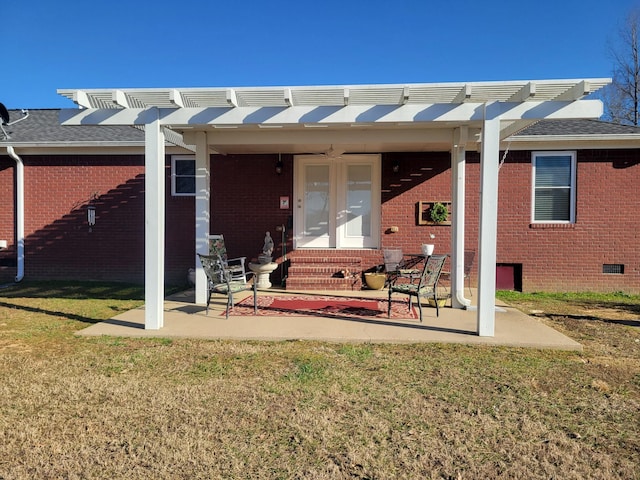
[{"xmin": 262, "ymin": 231, "xmax": 274, "ymax": 256}]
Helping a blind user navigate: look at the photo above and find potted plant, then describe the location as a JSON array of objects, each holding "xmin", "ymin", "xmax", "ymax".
[
  {"xmin": 428, "ymin": 296, "xmax": 449, "ymax": 307},
  {"xmin": 364, "ymin": 265, "xmax": 386, "ymax": 290},
  {"xmin": 430, "ymin": 202, "xmax": 449, "ymax": 224},
  {"xmin": 421, "ymin": 233, "xmax": 435, "ymax": 256}
]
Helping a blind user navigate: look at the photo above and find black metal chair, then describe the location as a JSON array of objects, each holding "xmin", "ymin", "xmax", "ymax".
[
  {"xmin": 209, "ymin": 234, "xmax": 248, "ymax": 284},
  {"xmin": 198, "ymin": 253, "xmax": 257, "ymax": 318},
  {"xmin": 388, "ymin": 254, "xmax": 448, "ymax": 321},
  {"xmin": 383, "ymin": 248, "xmax": 421, "ymax": 286}
]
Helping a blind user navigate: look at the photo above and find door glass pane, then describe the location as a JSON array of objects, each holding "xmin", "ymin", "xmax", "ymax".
[
  {"xmin": 346, "ymin": 165, "xmax": 371, "ymax": 237},
  {"xmin": 304, "ymin": 165, "xmax": 329, "ymax": 237}
]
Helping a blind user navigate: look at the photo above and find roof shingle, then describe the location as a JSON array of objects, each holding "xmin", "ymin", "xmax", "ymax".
[{"xmin": 0, "ymin": 109, "xmax": 145, "ymax": 144}]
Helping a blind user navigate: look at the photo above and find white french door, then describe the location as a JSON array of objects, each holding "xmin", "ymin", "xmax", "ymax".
[{"xmin": 294, "ymin": 154, "xmax": 380, "ymax": 249}]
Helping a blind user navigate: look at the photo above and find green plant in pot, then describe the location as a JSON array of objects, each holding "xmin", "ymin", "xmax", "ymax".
[{"xmin": 430, "ymin": 202, "xmax": 449, "ymax": 223}]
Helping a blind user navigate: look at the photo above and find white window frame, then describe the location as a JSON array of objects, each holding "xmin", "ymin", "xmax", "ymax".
[
  {"xmin": 531, "ymin": 151, "xmax": 576, "ymax": 224},
  {"xmin": 171, "ymin": 155, "xmax": 196, "ymax": 196}
]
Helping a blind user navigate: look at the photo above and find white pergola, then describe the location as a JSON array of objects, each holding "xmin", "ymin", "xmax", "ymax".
[{"xmin": 58, "ymin": 78, "xmax": 609, "ymax": 336}]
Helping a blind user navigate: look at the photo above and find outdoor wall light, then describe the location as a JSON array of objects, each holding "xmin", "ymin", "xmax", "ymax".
[
  {"xmin": 87, "ymin": 205, "xmax": 96, "ymax": 231},
  {"xmin": 392, "ymin": 160, "xmax": 400, "ymax": 173},
  {"xmin": 275, "ymin": 154, "xmax": 283, "ymax": 175}
]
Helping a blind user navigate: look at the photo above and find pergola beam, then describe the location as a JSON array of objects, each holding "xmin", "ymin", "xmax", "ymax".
[
  {"xmin": 453, "ymin": 84, "xmax": 472, "ymax": 103},
  {"xmin": 508, "ymin": 82, "xmax": 536, "ymax": 102},
  {"xmin": 554, "ymin": 80, "xmax": 591, "ymax": 101},
  {"xmin": 112, "ymin": 90, "xmax": 130, "ymax": 108},
  {"xmin": 192, "ymin": 126, "xmax": 465, "ymax": 147}
]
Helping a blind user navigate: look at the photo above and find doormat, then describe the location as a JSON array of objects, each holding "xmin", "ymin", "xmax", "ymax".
[{"xmin": 225, "ymin": 295, "xmax": 417, "ymax": 319}]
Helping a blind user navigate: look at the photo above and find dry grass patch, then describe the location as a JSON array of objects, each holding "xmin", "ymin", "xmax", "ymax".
[{"xmin": 0, "ymin": 282, "xmax": 638, "ymax": 479}]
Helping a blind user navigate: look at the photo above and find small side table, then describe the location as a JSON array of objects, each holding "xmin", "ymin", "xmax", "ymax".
[{"xmin": 249, "ymin": 262, "xmax": 278, "ymax": 289}]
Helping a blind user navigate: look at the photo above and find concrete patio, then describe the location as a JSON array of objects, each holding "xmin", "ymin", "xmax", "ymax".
[{"xmin": 76, "ymin": 288, "xmax": 582, "ymax": 351}]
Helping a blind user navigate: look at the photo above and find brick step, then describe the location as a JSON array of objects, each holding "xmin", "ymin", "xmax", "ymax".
[
  {"xmin": 285, "ymin": 276, "xmax": 362, "ymax": 291},
  {"xmin": 286, "ymin": 251, "xmax": 368, "ymax": 291},
  {"xmin": 289, "ymin": 255, "xmax": 362, "ymax": 265},
  {"xmin": 288, "ymin": 265, "xmax": 361, "ymax": 276}
]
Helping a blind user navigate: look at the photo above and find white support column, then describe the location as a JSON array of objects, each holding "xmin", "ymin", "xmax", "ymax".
[
  {"xmin": 451, "ymin": 127, "xmax": 471, "ymax": 309},
  {"xmin": 477, "ymin": 104, "xmax": 501, "ymax": 336},
  {"xmin": 144, "ymin": 110, "xmax": 166, "ymax": 330},
  {"xmin": 194, "ymin": 131, "xmax": 210, "ymax": 305}
]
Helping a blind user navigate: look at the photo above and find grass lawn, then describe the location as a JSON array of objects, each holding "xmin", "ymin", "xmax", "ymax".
[{"xmin": 0, "ymin": 282, "xmax": 638, "ymax": 479}]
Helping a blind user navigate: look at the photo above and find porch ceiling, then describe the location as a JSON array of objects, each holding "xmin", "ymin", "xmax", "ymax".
[{"xmin": 58, "ymin": 79, "xmax": 610, "ymax": 154}]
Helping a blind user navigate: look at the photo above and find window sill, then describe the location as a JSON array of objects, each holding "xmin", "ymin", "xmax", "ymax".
[{"xmin": 529, "ymin": 223, "xmax": 575, "ymax": 230}]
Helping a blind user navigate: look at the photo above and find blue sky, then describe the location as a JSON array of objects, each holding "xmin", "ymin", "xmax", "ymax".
[{"xmin": 2, "ymin": 0, "xmax": 639, "ymax": 109}]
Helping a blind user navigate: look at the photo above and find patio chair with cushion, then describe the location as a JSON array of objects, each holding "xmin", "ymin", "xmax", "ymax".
[
  {"xmin": 198, "ymin": 253, "xmax": 257, "ymax": 318},
  {"xmin": 388, "ymin": 254, "xmax": 448, "ymax": 321},
  {"xmin": 209, "ymin": 234, "xmax": 248, "ymax": 284}
]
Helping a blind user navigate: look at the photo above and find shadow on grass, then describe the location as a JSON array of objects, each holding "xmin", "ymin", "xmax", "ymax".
[
  {"xmin": 538, "ymin": 313, "xmax": 640, "ymax": 328},
  {"xmin": 498, "ymin": 291, "xmax": 640, "ymax": 326},
  {"xmin": 0, "ymin": 280, "xmax": 185, "ymax": 301},
  {"xmin": 0, "ymin": 280, "xmax": 145, "ymax": 300},
  {"xmin": 0, "ymin": 300, "xmax": 105, "ymax": 325},
  {"xmin": 0, "ymin": 281, "xmax": 183, "ymax": 327}
]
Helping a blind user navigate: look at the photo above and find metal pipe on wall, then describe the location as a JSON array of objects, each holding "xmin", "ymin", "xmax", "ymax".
[{"xmin": 6, "ymin": 145, "xmax": 24, "ymax": 282}]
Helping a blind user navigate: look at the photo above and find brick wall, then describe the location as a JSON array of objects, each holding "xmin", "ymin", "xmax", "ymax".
[
  {"xmin": 206, "ymin": 149, "xmax": 640, "ymax": 293},
  {"xmin": 0, "ymin": 154, "xmax": 195, "ymax": 285},
  {"xmin": 381, "ymin": 152, "xmax": 454, "ymax": 255},
  {"xmin": 1, "ymin": 148, "xmax": 638, "ymax": 293},
  {"xmin": 379, "ymin": 150, "xmax": 639, "ymax": 294},
  {"xmin": 0, "ymin": 158, "xmax": 16, "ymax": 281},
  {"xmin": 492, "ymin": 149, "xmax": 640, "ymax": 293},
  {"xmin": 210, "ymin": 153, "xmax": 294, "ymax": 287}
]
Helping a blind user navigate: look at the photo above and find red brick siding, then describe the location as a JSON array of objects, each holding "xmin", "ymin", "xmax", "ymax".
[
  {"xmin": 0, "ymin": 154, "xmax": 195, "ymax": 285},
  {"xmin": 381, "ymin": 152, "xmax": 454, "ymax": 255},
  {"xmin": 492, "ymin": 149, "xmax": 640, "ymax": 292},
  {"xmin": 0, "ymin": 158, "xmax": 16, "ymax": 280},
  {"xmin": 1, "ymin": 148, "xmax": 638, "ymax": 293},
  {"xmin": 210, "ymin": 154, "xmax": 294, "ymax": 286}
]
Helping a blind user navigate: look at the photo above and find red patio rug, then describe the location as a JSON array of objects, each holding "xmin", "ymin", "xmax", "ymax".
[{"xmin": 224, "ymin": 294, "xmax": 417, "ymax": 319}]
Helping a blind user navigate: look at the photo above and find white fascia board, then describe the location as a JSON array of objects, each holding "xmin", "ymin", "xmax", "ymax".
[
  {"xmin": 59, "ymin": 100, "xmax": 603, "ymax": 127},
  {"xmin": 0, "ymin": 143, "xmax": 190, "ymax": 155},
  {"xmin": 506, "ymin": 135, "xmax": 640, "ymax": 150}
]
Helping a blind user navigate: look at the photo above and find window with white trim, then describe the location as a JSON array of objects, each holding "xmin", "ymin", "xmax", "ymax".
[
  {"xmin": 171, "ymin": 156, "xmax": 196, "ymax": 196},
  {"xmin": 532, "ymin": 151, "xmax": 576, "ymax": 223}
]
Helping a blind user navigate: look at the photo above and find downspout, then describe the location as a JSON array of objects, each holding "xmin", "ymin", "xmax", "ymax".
[
  {"xmin": 451, "ymin": 127, "xmax": 471, "ymax": 308},
  {"xmin": 6, "ymin": 146, "xmax": 24, "ymax": 282}
]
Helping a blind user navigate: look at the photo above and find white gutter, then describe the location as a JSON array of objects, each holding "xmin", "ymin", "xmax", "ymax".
[{"xmin": 6, "ymin": 146, "xmax": 24, "ymax": 282}]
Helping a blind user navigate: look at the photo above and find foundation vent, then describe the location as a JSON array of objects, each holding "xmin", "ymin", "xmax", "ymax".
[{"xmin": 602, "ymin": 264, "xmax": 624, "ymax": 275}]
